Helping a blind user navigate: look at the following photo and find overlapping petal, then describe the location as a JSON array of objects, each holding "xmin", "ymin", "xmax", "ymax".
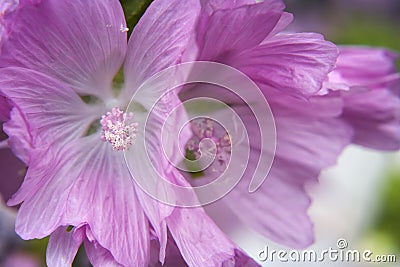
[
  {"xmin": 122, "ymin": 0, "xmax": 201, "ymax": 100},
  {"xmin": 11, "ymin": 136, "xmax": 150, "ymax": 266},
  {"xmin": 195, "ymin": 1, "xmax": 337, "ymax": 97},
  {"xmin": 342, "ymin": 88, "xmax": 400, "ymax": 150},
  {"xmin": 334, "ymin": 47, "xmax": 399, "ymax": 88},
  {"xmin": 324, "ymin": 47, "xmax": 400, "ymax": 150},
  {"xmin": 0, "ymin": 0, "xmax": 18, "ymax": 53},
  {"xmin": 0, "ymin": 68, "xmax": 101, "ymax": 158},
  {"xmin": 199, "ymin": 0, "xmax": 293, "ymax": 40},
  {"xmin": 166, "ymin": 169, "xmax": 259, "ymax": 267},
  {"xmin": 127, "ymin": 92, "xmax": 257, "ymax": 265},
  {"xmin": 180, "ymin": 0, "xmax": 346, "ymax": 247},
  {"xmin": 234, "ymin": 92, "xmax": 352, "ymax": 247},
  {"xmin": 199, "ymin": 0, "xmax": 256, "ymax": 12},
  {"xmin": 47, "ymin": 227, "xmax": 84, "ymax": 267},
  {"xmin": 186, "ymin": 88, "xmax": 353, "ymax": 248},
  {"xmin": 230, "ymin": 33, "xmax": 338, "ymax": 97},
  {"xmin": 84, "ymin": 227, "xmax": 125, "ymax": 267},
  {"xmin": 3, "ymin": 108, "xmax": 32, "ymax": 164},
  {"xmin": 197, "ymin": 0, "xmax": 285, "ymax": 61},
  {"xmin": 126, "ymin": 89, "xmax": 192, "ymax": 263},
  {"xmin": 47, "ymin": 225, "xmax": 126, "ymax": 267},
  {"xmin": 0, "ymin": 0, "xmax": 127, "ymax": 99}
]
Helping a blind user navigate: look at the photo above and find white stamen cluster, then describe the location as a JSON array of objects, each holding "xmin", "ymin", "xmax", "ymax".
[{"xmin": 100, "ymin": 107, "xmax": 138, "ymax": 151}]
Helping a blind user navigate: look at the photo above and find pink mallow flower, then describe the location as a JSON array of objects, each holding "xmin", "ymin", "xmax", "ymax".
[
  {"xmin": 180, "ymin": 0, "xmax": 400, "ymax": 249},
  {"xmin": 0, "ymin": 0, "xmax": 259, "ymax": 266},
  {"xmin": 324, "ymin": 46, "xmax": 400, "ymax": 150}
]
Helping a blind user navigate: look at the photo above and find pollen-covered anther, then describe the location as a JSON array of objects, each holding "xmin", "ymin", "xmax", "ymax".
[
  {"xmin": 186, "ymin": 119, "xmax": 232, "ymax": 169},
  {"xmin": 100, "ymin": 107, "xmax": 138, "ymax": 151}
]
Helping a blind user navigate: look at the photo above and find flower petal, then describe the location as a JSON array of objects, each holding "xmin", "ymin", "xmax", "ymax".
[
  {"xmin": 167, "ymin": 206, "xmax": 246, "ymax": 267},
  {"xmin": 166, "ymin": 170, "xmax": 258, "ymax": 267},
  {"xmin": 134, "ymin": 189, "xmax": 170, "ymax": 264},
  {"xmin": 265, "ymin": 12, "xmax": 294, "ymax": 38},
  {"xmin": 197, "ymin": 0, "xmax": 285, "ymax": 61},
  {"xmin": 261, "ymin": 95, "xmax": 352, "ymax": 247},
  {"xmin": 206, "ymin": 91, "xmax": 353, "ymax": 248},
  {"xmin": 0, "ymin": 0, "xmax": 127, "ymax": 99},
  {"xmin": 230, "ymin": 33, "xmax": 338, "ymax": 97},
  {"xmin": 222, "ymin": 249, "xmax": 260, "ymax": 267},
  {"xmin": 84, "ymin": 234, "xmax": 123, "ymax": 267},
  {"xmin": 126, "ymin": 90, "xmax": 192, "ymax": 263},
  {"xmin": 224, "ymin": 162, "xmax": 316, "ymax": 248},
  {"xmin": 149, "ymin": 235, "xmax": 188, "ymax": 267},
  {"xmin": 198, "ymin": 0, "xmax": 293, "ymax": 42},
  {"xmin": 0, "ymin": 67, "xmax": 101, "ymax": 159},
  {"xmin": 334, "ymin": 47, "xmax": 399, "ymax": 88},
  {"xmin": 46, "ymin": 226, "xmax": 85, "ymax": 267},
  {"xmin": 0, "ymin": 0, "xmax": 18, "ymax": 52},
  {"xmin": 150, "ymin": 235, "xmax": 259, "ymax": 267},
  {"xmin": 200, "ymin": 0, "xmax": 256, "ymax": 13},
  {"xmin": 122, "ymin": 0, "xmax": 201, "ymax": 99},
  {"xmin": 11, "ymin": 136, "xmax": 150, "ymax": 266},
  {"xmin": 3, "ymin": 108, "xmax": 32, "ymax": 164},
  {"xmin": 130, "ymin": 132, "xmax": 257, "ymax": 267},
  {"xmin": 325, "ymin": 47, "xmax": 400, "ymax": 150},
  {"xmin": 342, "ymin": 88, "xmax": 400, "ymax": 150}
]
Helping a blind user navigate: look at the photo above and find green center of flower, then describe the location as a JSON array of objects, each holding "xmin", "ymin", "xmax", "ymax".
[{"xmin": 186, "ymin": 118, "xmax": 232, "ymax": 171}]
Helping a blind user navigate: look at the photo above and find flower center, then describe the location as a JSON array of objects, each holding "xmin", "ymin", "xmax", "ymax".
[
  {"xmin": 186, "ymin": 118, "xmax": 232, "ymax": 171},
  {"xmin": 100, "ymin": 107, "xmax": 138, "ymax": 151}
]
